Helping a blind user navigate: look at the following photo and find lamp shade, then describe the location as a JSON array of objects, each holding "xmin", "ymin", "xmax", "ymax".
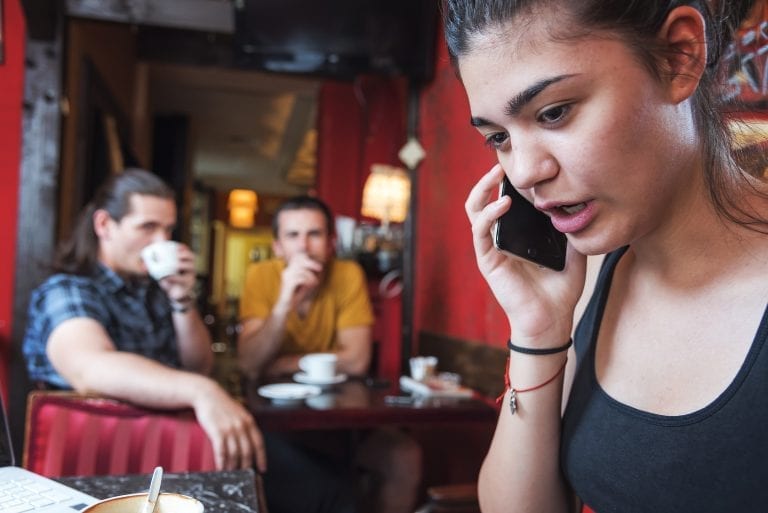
[
  {"xmin": 228, "ymin": 189, "xmax": 258, "ymax": 228},
  {"xmin": 361, "ymin": 164, "xmax": 410, "ymax": 224}
]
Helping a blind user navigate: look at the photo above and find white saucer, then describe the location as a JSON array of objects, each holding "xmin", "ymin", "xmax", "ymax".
[
  {"xmin": 293, "ymin": 372, "xmax": 348, "ymax": 386},
  {"xmin": 257, "ymin": 383, "xmax": 322, "ymax": 403}
]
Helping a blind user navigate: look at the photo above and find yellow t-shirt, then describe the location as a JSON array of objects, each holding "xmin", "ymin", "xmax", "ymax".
[{"xmin": 239, "ymin": 258, "xmax": 374, "ymax": 355}]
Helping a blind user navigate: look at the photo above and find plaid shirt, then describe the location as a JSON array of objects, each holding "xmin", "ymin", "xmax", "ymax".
[{"xmin": 23, "ymin": 265, "xmax": 181, "ymax": 388}]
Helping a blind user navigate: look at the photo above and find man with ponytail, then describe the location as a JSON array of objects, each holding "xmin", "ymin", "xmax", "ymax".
[{"xmin": 22, "ymin": 169, "xmax": 364, "ymax": 513}]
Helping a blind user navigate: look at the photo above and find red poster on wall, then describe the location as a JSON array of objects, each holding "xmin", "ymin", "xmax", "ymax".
[
  {"xmin": 724, "ymin": 0, "xmax": 768, "ymax": 109},
  {"xmin": 723, "ymin": 0, "xmax": 768, "ymax": 176},
  {"xmin": 725, "ymin": 0, "xmax": 768, "ymax": 110}
]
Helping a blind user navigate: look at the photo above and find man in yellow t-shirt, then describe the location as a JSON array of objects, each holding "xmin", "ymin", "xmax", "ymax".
[
  {"xmin": 237, "ymin": 195, "xmax": 421, "ymax": 513},
  {"xmin": 238, "ymin": 195, "xmax": 374, "ymax": 379}
]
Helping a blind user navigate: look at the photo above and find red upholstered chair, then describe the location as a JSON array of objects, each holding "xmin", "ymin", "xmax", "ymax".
[{"xmin": 22, "ymin": 391, "xmax": 216, "ymax": 477}]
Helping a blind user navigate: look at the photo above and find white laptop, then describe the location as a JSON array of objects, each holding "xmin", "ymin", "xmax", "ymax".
[{"xmin": 0, "ymin": 393, "xmax": 98, "ymax": 512}]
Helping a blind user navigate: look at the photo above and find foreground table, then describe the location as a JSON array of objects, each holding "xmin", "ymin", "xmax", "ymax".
[
  {"xmin": 244, "ymin": 376, "xmax": 497, "ymax": 431},
  {"xmin": 57, "ymin": 469, "xmax": 262, "ymax": 513}
]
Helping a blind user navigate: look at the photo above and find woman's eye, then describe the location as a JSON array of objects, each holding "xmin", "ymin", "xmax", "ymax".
[
  {"xmin": 538, "ymin": 104, "xmax": 570, "ymax": 124},
  {"xmin": 483, "ymin": 132, "xmax": 509, "ymax": 150}
]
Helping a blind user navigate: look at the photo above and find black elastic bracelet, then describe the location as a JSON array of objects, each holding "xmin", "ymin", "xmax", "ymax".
[
  {"xmin": 169, "ymin": 294, "xmax": 195, "ymax": 314},
  {"xmin": 507, "ymin": 338, "xmax": 573, "ymax": 355}
]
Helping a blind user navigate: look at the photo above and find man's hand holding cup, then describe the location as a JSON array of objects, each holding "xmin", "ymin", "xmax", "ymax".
[{"xmin": 141, "ymin": 240, "xmax": 197, "ymax": 312}]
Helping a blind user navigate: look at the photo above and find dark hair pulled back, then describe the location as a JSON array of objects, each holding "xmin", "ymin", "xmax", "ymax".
[
  {"xmin": 53, "ymin": 168, "xmax": 175, "ymax": 275},
  {"xmin": 444, "ymin": 0, "xmax": 767, "ymax": 232}
]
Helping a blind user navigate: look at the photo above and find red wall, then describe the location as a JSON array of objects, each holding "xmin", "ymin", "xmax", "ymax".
[
  {"xmin": 315, "ymin": 45, "xmax": 509, "ymax": 351},
  {"xmin": 414, "ymin": 34, "xmax": 509, "ymax": 348},
  {"xmin": 0, "ymin": 0, "xmax": 24, "ymax": 396},
  {"xmin": 315, "ymin": 76, "xmax": 408, "ymax": 377},
  {"xmin": 315, "ymin": 77, "xmax": 408, "ymax": 219}
]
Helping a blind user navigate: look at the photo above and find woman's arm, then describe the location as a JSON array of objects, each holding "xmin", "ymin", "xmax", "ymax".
[{"xmin": 466, "ymin": 164, "xmax": 587, "ymax": 512}]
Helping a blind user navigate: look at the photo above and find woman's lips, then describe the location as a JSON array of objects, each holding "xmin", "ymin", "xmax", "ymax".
[{"xmin": 546, "ymin": 201, "xmax": 596, "ymax": 233}]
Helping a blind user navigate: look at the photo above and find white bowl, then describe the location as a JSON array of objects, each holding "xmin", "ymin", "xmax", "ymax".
[{"xmin": 82, "ymin": 492, "xmax": 204, "ymax": 513}]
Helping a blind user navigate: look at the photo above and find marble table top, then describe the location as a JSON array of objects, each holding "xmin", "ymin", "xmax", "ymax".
[{"xmin": 57, "ymin": 468, "xmax": 261, "ymax": 513}]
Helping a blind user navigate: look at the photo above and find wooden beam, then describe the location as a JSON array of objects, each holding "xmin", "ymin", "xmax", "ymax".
[
  {"xmin": 65, "ymin": 0, "xmax": 234, "ymax": 34},
  {"xmin": 12, "ymin": 22, "xmax": 65, "ymax": 466}
]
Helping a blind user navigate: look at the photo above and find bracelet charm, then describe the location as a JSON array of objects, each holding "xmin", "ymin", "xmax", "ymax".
[{"xmin": 503, "ymin": 357, "xmax": 568, "ymax": 415}]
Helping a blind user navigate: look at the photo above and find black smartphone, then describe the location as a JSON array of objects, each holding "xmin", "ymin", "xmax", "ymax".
[{"xmin": 493, "ymin": 176, "xmax": 567, "ymax": 271}]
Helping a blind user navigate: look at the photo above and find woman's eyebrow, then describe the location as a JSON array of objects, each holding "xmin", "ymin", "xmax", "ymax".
[
  {"xmin": 504, "ymin": 74, "xmax": 574, "ymax": 117},
  {"xmin": 469, "ymin": 74, "xmax": 577, "ymax": 127}
]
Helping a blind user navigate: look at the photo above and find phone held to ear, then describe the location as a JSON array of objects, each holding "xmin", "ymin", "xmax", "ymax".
[{"xmin": 493, "ymin": 176, "xmax": 567, "ymax": 271}]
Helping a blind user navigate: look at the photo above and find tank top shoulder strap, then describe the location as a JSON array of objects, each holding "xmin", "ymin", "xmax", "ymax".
[{"xmin": 572, "ymin": 247, "xmax": 629, "ymax": 361}]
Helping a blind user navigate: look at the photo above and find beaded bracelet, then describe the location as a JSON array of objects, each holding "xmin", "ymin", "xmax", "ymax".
[{"xmin": 507, "ymin": 338, "xmax": 573, "ymax": 355}]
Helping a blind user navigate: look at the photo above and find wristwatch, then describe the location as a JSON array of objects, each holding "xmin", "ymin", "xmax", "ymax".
[{"xmin": 169, "ymin": 293, "xmax": 196, "ymax": 313}]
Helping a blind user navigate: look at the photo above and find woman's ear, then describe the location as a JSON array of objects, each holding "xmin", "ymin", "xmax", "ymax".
[{"xmin": 658, "ymin": 6, "xmax": 708, "ymax": 104}]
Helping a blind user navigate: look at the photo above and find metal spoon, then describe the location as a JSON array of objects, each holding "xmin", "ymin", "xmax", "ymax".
[{"xmin": 141, "ymin": 466, "xmax": 163, "ymax": 513}]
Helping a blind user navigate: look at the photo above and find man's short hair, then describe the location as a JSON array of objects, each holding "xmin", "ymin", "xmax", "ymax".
[{"xmin": 272, "ymin": 195, "xmax": 335, "ymax": 237}]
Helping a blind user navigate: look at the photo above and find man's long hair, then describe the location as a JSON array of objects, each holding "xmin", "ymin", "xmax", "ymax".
[{"xmin": 53, "ymin": 168, "xmax": 174, "ymax": 275}]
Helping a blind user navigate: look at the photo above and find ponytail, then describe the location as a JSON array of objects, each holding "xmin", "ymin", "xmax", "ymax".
[{"xmin": 51, "ymin": 169, "xmax": 174, "ymax": 275}]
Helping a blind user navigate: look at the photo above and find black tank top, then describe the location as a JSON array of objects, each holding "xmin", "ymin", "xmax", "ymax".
[{"xmin": 561, "ymin": 248, "xmax": 768, "ymax": 513}]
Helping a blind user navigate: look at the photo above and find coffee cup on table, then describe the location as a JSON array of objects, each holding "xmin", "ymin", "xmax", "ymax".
[
  {"xmin": 409, "ymin": 356, "xmax": 438, "ymax": 382},
  {"xmin": 82, "ymin": 492, "xmax": 204, "ymax": 513},
  {"xmin": 299, "ymin": 353, "xmax": 338, "ymax": 381},
  {"xmin": 141, "ymin": 240, "xmax": 181, "ymax": 280}
]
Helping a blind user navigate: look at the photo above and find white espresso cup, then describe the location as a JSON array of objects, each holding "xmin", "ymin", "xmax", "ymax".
[
  {"xmin": 299, "ymin": 353, "xmax": 338, "ymax": 381},
  {"xmin": 141, "ymin": 240, "xmax": 181, "ymax": 280},
  {"xmin": 82, "ymin": 492, "xmax": 204, "ymax": 513},
  {"xmin": 409, "ymin": 356, "xmax": 438, "ymax": 381}
]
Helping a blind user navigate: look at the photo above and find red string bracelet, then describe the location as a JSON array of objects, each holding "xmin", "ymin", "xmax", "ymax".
[{"xmin": 496, "ymin": 357, "xmax": 568, "ymax": 415}]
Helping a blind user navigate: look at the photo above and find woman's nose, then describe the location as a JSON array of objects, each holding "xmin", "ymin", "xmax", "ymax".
[{"xmin": 503, "ymin": 142, "xmax": 559, "ymax": 190}]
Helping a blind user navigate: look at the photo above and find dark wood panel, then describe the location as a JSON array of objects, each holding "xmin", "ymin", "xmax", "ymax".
[
  {"xmin": 418, "ymin": 331, "xmax": 507, "ymax": 400},
  {"xmin": 12, "ymin": 27, "xmax": 65, "ymax": 464}
]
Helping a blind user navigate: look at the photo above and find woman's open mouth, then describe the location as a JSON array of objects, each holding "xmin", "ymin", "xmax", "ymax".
[{"xmin": 558, "ymin": 202, "xmax": 588, "ymax": 215}]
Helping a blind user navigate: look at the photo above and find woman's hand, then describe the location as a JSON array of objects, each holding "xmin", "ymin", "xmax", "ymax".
[{"xmin": 466, "ymin": 164, "xmax": 587, "ymax": 346}]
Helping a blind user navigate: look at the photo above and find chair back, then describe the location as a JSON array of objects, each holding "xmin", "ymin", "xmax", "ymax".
[{"xmin": 23, "ymin": 391, "xmax": 215, "ymax": 477}]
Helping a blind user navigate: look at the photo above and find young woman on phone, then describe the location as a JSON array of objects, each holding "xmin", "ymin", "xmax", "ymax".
[{"xmin": 443, "ymin": 0, "xmax": 768, "ymax": 511}]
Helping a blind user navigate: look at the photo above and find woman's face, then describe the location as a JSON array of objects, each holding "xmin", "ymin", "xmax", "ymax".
[{"xmin": 458, "ymin": 14, "xmax": 701, "ymax": 255}]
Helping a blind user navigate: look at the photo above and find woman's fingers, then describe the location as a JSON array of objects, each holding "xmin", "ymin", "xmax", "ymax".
[
  {"xmin": 466, "ymin": 163, "xmax": 510, "ymax": 259},
  {"xmin": 465, "ymin": 163, "xmax": 504, "ymax": 221}
]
